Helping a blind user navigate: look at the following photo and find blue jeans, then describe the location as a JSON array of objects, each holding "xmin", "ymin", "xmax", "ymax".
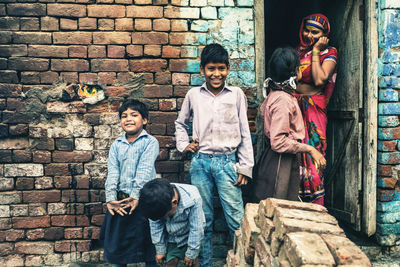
[{"xmin": 190, "ymin": 152, "xmax": 244, "ymax": 267}]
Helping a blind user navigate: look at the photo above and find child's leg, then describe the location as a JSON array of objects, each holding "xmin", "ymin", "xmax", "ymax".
[
  {"xmin": 189, "ymin": 155, "xmax": 214, "ymax": 267},
  {"xmin": 214, "ymin": 155, "xmax": 244, "ymax": 239}
]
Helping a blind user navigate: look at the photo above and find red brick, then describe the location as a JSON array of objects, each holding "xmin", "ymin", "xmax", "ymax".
[
  {"xmin": 98, "ymin": 18, "xmax": 115, "ymax": 30},
  {"xmin": 79, "ymin": 73, "xmax": 97, "ymax": 84},
  {"xmin": 154, "ymin": 0, "xmax": 168, "ymax": 4},
  {"xmin": 108, "ymin": 45, "xmax": 125, "ymax": 58},
  {"xmin": 51, "ymin": 59, "xmax": 89, "ymax": 72},
  {"xmin": 16, "ymin": 178, "xmax": 34, "ymax": 190},
  {"xmin": 62, "ymin": 190, "xmax": 89, "ymax": 202},
  {"xmin": 9, "ymin": 124, "xmax": 28, "ymax": 136},
  {"xmin": 21, "ymin": 71, "xmax": 40, "ymax": 84},
  {"xmin": 51, "ymin": 215, "xmax": 75, "ymax": 227},
  {"xmin": 153, "ymin": 18, "xmax": 170, "ymax": 31},
  {"xmin": 60, "ymin": 72, "xmax": 78, "ymax": 83},
  {"xmin": 87, "ymin": 102, "xmax": 109, "ymax": 112},
  {"xmin": 29, "ymin": 203, "xmax": 47, "ymax": 216},
  {"xmin": 88, "ymin": 5, "xmax": 125, "ymax": 17},
  {"xmin": 8, "ymin": 57, "xmax": 49, "ymax": 71},
  {"xmin": 134, "ymin": 0, "xmax": 152, "ymax": 4},
  {"xmin": 129, "ymin": 59, "xmax": 167, "ymax": 72},
  {"xmin": 172, "ymin": 73, "xmax": 190, "ymax": 85},
  {"xmin": 26, "ymin": 229, "xmax": 44, "ymax": 240},
  {"xmin": 13, "ymin": 32, "xmax": 51, "ymax": 44},
  {"xmin": 8, "ymin": 3, "xmax": 46, "ymax": 16},
  {"xmin": 162, "ymin": 46, "xmax": 180, "ymax": 58},
  {"xmin": 91, "ymin": 214, "xmax": 105, "ymax": 226},
  {"xmin": 40, "ymin": 71, "xmax": 59, "ymax": 84},
  {"xmin": 79, "ymin": 17, "xmax": 97, "ymax": 30},
  {"xmin": 29, "ymin": 138, "xmax": 54, "ymax": 151},
  {"xmin": 0, "ymin": 70, "xmax": 18, "ymax": 83},
  {"xmin": 28, "ymin": 45, "xmax": 68, "ymax": 57},
  {"xmin": 127, "ymin": 5, "xmax": 163, "ymax": 18},
  {"xmin": 248, "ymin": 108, "xmax": 257, "ymax": 120},
  {"xmin": 88, "ymin": 45, "xmax": 106, "ymax": 58},
  {"xmin": 12, "ymin": 150, "xmax": 32, "ymax": 162},
  {"xmin": 132, "ymin": 32, "xmax": 168, "ymax": 44},
  {"xmin": 55, "ymin": 240, "xmax": 91, "ymax": 252},
  {"xmin": 69, "ymin": 46, "xmax": 87, "ymax": 58},
  {"xmin": 93, "ymin": 32, "xmax": 131, "ymax": 44},
  {"xmin": 156, "ymin": 136, "xmax": 175, "ymax": 148},
  {"xmin": 13, "ymin": 216, "xmax": 50, "ymax": 229},
  {"xmin": 65, "ymin": 228, "xmax": 83, "ymax": 239},
  {"xmin": 0, "ymin": 178, "xmax": 14, "ymax": 191},
  {"xmin": 126, "ymin": 45, "xmax": 143, "ymax": 57},
  {"xmin": 115, "ymin": 18, "xmax": 133, "ymax": 30},
  {"xmin": 60, "ymin": 18, "xmax": 77, "ymax": 30},
  {"xmin": 76, "ymin": 215, "xmax": 90, "ymax": 226},
  {"xmin": 20, "ymin": 18, "xmax": 39, "ymax": 31},
  {"xmin": 171, "ymin": 19, "xmax": 188, "ymax": 31},
  {"xmin": 378, "ymin": 164, "xmax": 392, "ymax": 177},
  {"xmin": 0, "ymin": 44, "xmax": 27, "ymax": 57},
  {"xmin": 53, "ymin": 32, "xmax": 92, "ymax": 45},
  {"xmin": 0, "ymin": 17, "xmax": 19, "ymax": 31},
  {"xmin": 32, "ymin": 151, "xmax": 50, "ymax": 163},
  {"xmin": 135, "ymin": 19, "xmax": 152, "ymax": 31},
  {"xmin": 156, "ymin": 161, "xmax": 182, "ymax": 172},
  {"xmin": 35, "ymin": 177, "xmax": 53, "ymax": 190},
  {"xmin": 143, "ymin": 85, "xmax": 172, "ymax": 98},
  {"xmin": 169, "ymin": 32, "xmax": 205, "ymax": 45},
  {"xmin": 170, "ymin": 59, "xmax": 199, "ymax": 72},
  {"xmin": 98, "ymin": 72, "xmax": 116, "ymax": 85},
  {"xmin": 23, "ymin": 190, "xmax": 60, "ymax": 203},
  {"xmin": 5, "ymin": 98, "xmax": 25, "ymax": 111},
  {"xmin": 149, "ymin": 111, "xmax": 177, "ymax": 124},
  {"xmin": 44, "ymin": 227, "xmax": 64, "ymax": 240},
  {"xmin": 0, "ymin": 218, "xmax": 11, "ymax": 230},
  {"xmin": 91, "ymin": 59, "xmax": 129, "ymax": 71},
  {"xmin": 5, "ymin": 229, "xmax": 24, "ymax": 242},
  {"xmin": 41, "ymin": 17, "xmax": 59, "ymax": 31},
  {"xmin": 144, "ymin": 45, "xmax": 161, "ymax": 56},
  {"xmin": 48, "ymin": 4, "xmax": 86, "ymax": 17},
  {"xmin": 155, "ymin": 72, "xmax": 171, "ymax": 84},
  {"xmin": 0, "ymin": 231, "xmax": 5, "ymax": 242},
  {"xmin": 15, "ymin": 241, "xmax": 53, "ymax": 255},
  {"xmin": 0, "ymin": 242, "xmax": 13, "ymax": 256},
  {"xmin": 84, "ymin": 203, "xmax": 103, "ymax": 215},
  {"xmin": 0, "ymin": 84, "xmax": 22, "ymax": 97},
  {"xmin": 83, "ymin": 226, "xmax": 100, "ymax": 239},
  {"xmin": 159, "ymin": 99, "xmax": 177, "ymax": 111},
  {"xmin": 45, "ymin": 163, "xmax": 83, "ymax": 176},
  {"xmin": 379, "ymin": 141, "xmax": 397, "ymax": 151},
  {"xmin": 53, "ymin": 151, "xmax": 92, "ymax": 163},
  {"xmin": 104, "ymin": 86, "xmax": 131, "ymax": 97},
  {"xmin": 377, "ymin": 188, "xmax": 395, "ymax": 202}
]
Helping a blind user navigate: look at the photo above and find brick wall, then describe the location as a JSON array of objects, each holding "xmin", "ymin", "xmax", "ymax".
[
  {"xmin": 376, "ymin": 1, "xmax": 400, "ymax": 246},
  {"xmin": 0, "ymin": 0, "xmax": 257, "ymax": 265}
]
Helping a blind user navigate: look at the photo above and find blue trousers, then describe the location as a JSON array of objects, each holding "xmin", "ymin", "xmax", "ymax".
[{"xmin": 190, "ymin": 152, "xmax": 244, "ymax": 267}]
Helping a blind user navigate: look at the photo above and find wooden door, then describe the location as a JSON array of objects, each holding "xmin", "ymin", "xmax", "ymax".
[{"xmin": 324, "ymin": 0, "xmax": 364, "ymax": 231}]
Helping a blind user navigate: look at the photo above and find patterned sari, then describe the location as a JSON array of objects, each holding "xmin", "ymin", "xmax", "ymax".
[{"xmin": 296, "ymin": 14, "xmax": 338, "ymax": 205}]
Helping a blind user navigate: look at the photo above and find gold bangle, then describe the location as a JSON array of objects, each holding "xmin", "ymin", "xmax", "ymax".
[
  {"xmin": 312, "ymin": 50, "xmax": 320, "ymax": 56},
  {"xmin": 312, "ymin": 60, "xmax": 320, "ymax": 63}
]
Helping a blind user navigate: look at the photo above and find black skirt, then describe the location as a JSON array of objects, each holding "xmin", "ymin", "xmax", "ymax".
[
  {"xmin": 99, "ymin": 206, "xmax": 156, "ymax": 264},
  {"xmin": 252, "ymin": 138, "xmax": 300, "ymax": 203}
]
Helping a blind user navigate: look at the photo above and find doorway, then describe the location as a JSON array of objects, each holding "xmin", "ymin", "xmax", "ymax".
[{"xmin": 256, "ymin": 0, "xmax": 377, "ymax": 235}]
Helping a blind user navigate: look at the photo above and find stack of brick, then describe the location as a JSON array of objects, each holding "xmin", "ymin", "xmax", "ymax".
[
  {"xmin": 226, "ymin": 198, "xmax": 372, "ymax": 267},
  {"xmin": 0, "ymin": 0, "xmax": 257, "ymax": 265},
  {"xmin": 376, "ymin": 1, "xmax": 400, "ymax": 248}
]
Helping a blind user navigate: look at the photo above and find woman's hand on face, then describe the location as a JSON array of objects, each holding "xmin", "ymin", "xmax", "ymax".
[
  {"xmin": 314, "ymin": 36, "xmax": 329, "ymax": 51},
  {"xmin": 308, "ymin": 147, "xmax": 327, "ymax": 171}
]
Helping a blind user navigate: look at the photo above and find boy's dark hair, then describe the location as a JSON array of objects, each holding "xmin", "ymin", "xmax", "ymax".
[
  {"xmin": 139, "ymin": 178, "xmax": 175, "ymax": 221},
  {"xmin": 268, "ymin": 47, "xmax": 300, "ymax": 83},
  {"xmin": 118, "ymin": 99, "xmax": 149, "ymax": 128},
  {"xmin": 200, "ymin": 43, "xmax": 229, "ymax": 68}
]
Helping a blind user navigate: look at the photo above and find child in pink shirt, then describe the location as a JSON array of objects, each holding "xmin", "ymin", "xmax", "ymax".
[{"xmin": 253, "ymin": 47, "xmax": 326, "ymax": 202}]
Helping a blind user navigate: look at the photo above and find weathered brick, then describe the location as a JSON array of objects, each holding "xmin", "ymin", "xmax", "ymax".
[
  {"xmin": 13, "ymin": 32, "xmax": 51, "ymax": 44},
  {"xmin": 28, "ymin": 203, "xmax": 47, "ymax": 217},
  {"xmin": 64, "ymin": 228, "xmax": 83, "ymax": 239},
  {"xmin": 47, "ymin": 4, "xmax": 86, "ymax": 17},
  {"xmin": 0, "ymin": 150, "xmax": 12, "ymax": 163},
  {"xmin": 262, "ymin": 198, "xmax": 327, "ymax": 218},
  {"xmin": 169, "ymin": 32, "xmax": 206, "ymax": 45},
  {"xmin": 0, "ymin": 178, "xmax": 14, "ymax": 191},
  {"xmin": 69, "ymin": 45, "xmax": 87, "ymax": 58},
  {"xmin": 107, "ymin": 45, "xmax": 125, "ymax": 58},
  {"xmin": 9, "ymin": 124, "xmax": 28, "ymax": 136},
  {"xmin": 55, "ymin": 240, "xmax": 91, "ymax": 252},
  {"xmin": 41, "ymin": 17, "xmax": 59, "ymax": 31},
  {"xmin": 162, "ymin": 46, "xmax": 180, "ymax": 58},
  {"xmin": 30, "ymin": 138, "xmax": 55, "ymax": 151},
  {"xmin": 0, "ymin": 31, "xmax": 12, "ymax": 43},
  {"xmin": 94, "ymin": 32, "xmax": 131, "ymax": 44},
  {"xmin": 79, "ymin": 73, "xmax": 97, "ymax": 84},
  {"xmin": 170, "ymin": 59, "xmax": 200, "ymax": 73},
  {"xmin": 51, "ymin": 59, "xmax": 89, "ymax": 72},
  {"xmin": 0, "ymin": 242, "xmax": 13, "ymax": 256},
  {"xmin": 172, "ymin": 73, "xmax": 190, "ymax": 85},
  {"xmin": 0, "ymin": 84, "xmax": 22, "ymax": 97},
  {"xmin": 13, "ymin": 216, "xmax": 50, "ymax": 229},
  {"xmin": 5, "ymin": 229, "xmax": 24, "ymax": 242},
  {"xmin": 83, "ymin": 226, "xmax": 100, "ymax": 239},
  {"xmin": 8, "ymin": 57, "xmax": 49, "ymax": 71},
  {"xmin": 155, "ymin": 72, "xmax": 171, "ymax": 85},
  {"xmin": 0, "ymin": 44, "xmax": 27, "ymax": 57},
  {"xmin": 29, "ymin": 127, "xmax": 47, "ymax": 138},
  {"xmin": 378, "ymin": 152, "xmax": 400, "ymax": 164},
  {"xmin": 10, "ymin": 205, "xmax": 28, "ymax": 217},
  {"xmin": 88, "ymin": 5, "xmax": 125, "ymax": 17},
  {"xmin": 7, "ymin": 3, "xmax": 45, "ymax": 16},
  {"xmin": 98, "ymin": 18, "xmax": 115, "ymax": 30},
  {"xmin": 62, "ymin": 190, "xmax": 89, "ymax": 202},
  {"xmin": 127, "ymin": 5, "xmax": 163, "ymax": 18},
  {"xmin": 78, "ymin": 17, "xmax": 96, "ymax": 30},
  {"xmin": 35, "ymin": 177, "xmax": 53, "ymax": 190},
  {"xmin": 132, "ymin": 32, "xmax": 168, "ymax": 44},
  {"xmin": 274, "ymin": 207, "xmax": 338, "ymax": 225},
  {"xmin": 129, "ymin": 59, "xmax": 167, "ymax": 72},
  {"xmin": 159, "ymin": 99, "xmax": 177, "ymax": 111},
  {"xmin": 45, "ymin": 163, "xmax": 79, "ymax": 176},
  {"xmin": 181, "ymin": 46, "xmax": 197, "ymax": 58},
  {"xmin": 143, "ymin": 85, "xmax": 172, "ymax": 98},
  {"xmin": 98, "ymin": 72, "xmax": 116, "ymax": 85},
  {"xmin": 88, "ymin": 45, "xmax": 106, "ymax": 58},
  {"xmin": 12, "ymin": 150, "xmax": 32, "ymax": 162},
  {"xmin": 53, "ymin": 32, "xmax": 92, "ymax": 45},
  {"xmin": 254, "ymin": 236, "xmax": 272, "ymax": 266},
  {"xmin": 15, "ymin": 241, "xmax": 53, "ymax": 255},
  {"xmin": 60, "ymin": 18, "xmax": 77, "ymax": 30},
  {"xmin": 4, "ymin": 163, "xmax": 43, "ymax": 177},
  {"xmin": 91, "ymin": 59, "xmax": 129, "ymax": 72},
  {"xmin": 241, "ymin": 203, "xmax": 260, "ymax": 263},
  {"xmin": 21, "ymin": 71, "xmax": 40, "ymax": 84},
  {"xmin": 0, "ymin": 218, "xmax": 11, "ymax": 230},
  {"xmin": 164, "ymin": 6, "xmax": 200, "ymax": 18},
  {"xmin": 23, "ymin": 190, "xmax": 60, "ymax": 203},
  {"xmin": 153, "ymin": 18, "xmax": 170, "ymax": 31},
  {"xmin": 0, "ymin": 138, "xmax": 28, "ymax": 150},
  {"xmin": 91, "ymin": 214, "xmax": 105, "ymax": 226},
  {"xmin": 126, "ymin": 45, "xmax": 143, "ymax": 57}
]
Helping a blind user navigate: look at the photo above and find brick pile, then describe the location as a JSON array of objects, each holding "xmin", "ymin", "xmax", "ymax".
[
  {"xmin": 0, "ymin": 0, "xmax": 256, "ymax": 265},
  {"xmin": 226, "ymin": 198, "xmax": 372, "ymax": 267},
  {"xmin": 376, "ymin": 1, "xmax": 400, "ymax": 247}
]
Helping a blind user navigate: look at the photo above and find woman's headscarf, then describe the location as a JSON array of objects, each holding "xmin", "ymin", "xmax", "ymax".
[{"xmin": 299, "ymin": 14, "xmax": 330, "ymax": 48}]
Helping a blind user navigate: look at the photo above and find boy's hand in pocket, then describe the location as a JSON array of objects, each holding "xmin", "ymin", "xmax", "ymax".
[{"xmin": 234, "ymin": 174, "xmax": 248, "ymax": 187}]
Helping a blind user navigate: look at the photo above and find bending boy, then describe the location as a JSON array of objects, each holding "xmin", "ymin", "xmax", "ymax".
[
  {"xmin": 175, "ymin": 43, "xmax": 254, "ymax": 266},
  {"xmin": 140, "ymin": 179, "xmax": 205, "ymax": 267}
]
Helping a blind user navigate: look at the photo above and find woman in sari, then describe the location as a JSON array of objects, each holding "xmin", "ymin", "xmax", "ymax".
[{"xmin": 296, "ymin": 14, "xmax": 338, "ymax": 205}]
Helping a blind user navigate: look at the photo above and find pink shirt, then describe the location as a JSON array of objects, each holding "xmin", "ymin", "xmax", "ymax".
[{"xmin": 261, "ymin": 90, "xmax": 309, "ymax": 154}]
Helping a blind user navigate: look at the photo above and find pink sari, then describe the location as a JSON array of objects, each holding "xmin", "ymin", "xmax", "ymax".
[{"xmin": 296, "ymin": 14, "xmax": 338, "ymax": 205}]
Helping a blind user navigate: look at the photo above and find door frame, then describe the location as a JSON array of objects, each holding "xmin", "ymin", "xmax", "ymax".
[{"xmin": 253, "ymin": 0, "xmax": 378, "ymax": 236}]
